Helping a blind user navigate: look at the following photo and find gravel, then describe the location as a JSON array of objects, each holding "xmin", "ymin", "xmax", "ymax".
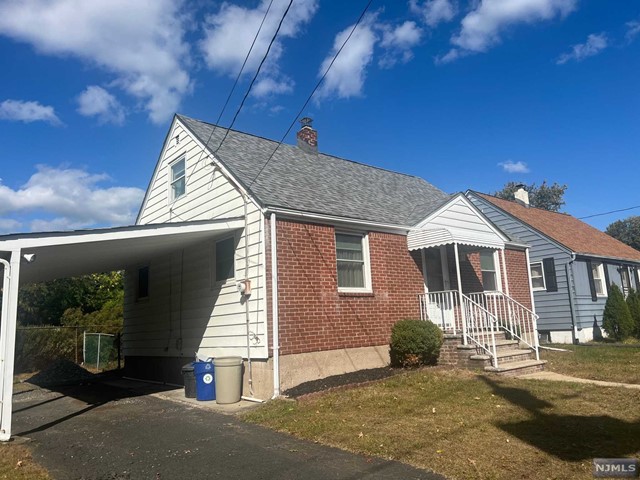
[{"xmin": 26, "ymin": 359, "xmax": 95, "ymax": 387}]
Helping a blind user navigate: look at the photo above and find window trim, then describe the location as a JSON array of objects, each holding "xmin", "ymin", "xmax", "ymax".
[
  {"xmin": 529, "ymin": 261, "xmax": 546, "ymax": 291},
  {"xmin": 335, "ymin": 231, "xmax": 372, "ymax": 293},
  {"xmin": 169, "ymin": 156, "xmax": 186, "ymax": 203},
  {"xmin": 480, "ymin": 249, "xmax": 501, "ymax": 292},
  {"xmin": 591, "ymin": 261, "xmax": 607, "ymax": 297},
  {"xmin": 212, "ymin": 234, "xmax": 236, "ymax": 287}
]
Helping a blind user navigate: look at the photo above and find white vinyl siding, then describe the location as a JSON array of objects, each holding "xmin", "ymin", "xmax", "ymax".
[
  {"xmin": 131, "ymin": 120, "xmax": 268, "ymax": 360},
  {"xmin": 336, "ymin": 233, "xmax": 371, "ymax": 292},
  {"xmin": 530, "ymin": 262, "xmax": 546, "ymax": 291}
]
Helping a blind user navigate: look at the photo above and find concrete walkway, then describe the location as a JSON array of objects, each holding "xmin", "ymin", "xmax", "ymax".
[
  {"xmin": 12, "ymin": 380, "xmax": 443, "ymax": 480},
  {"xmin": 519, "ymin": 371, "xmax": 640, "ymax": 390}
]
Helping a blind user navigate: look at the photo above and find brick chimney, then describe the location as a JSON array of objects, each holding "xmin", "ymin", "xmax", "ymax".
[
  {"xmin": 296, "ymin": 117, "xmax": 317, "ymax": 153},
  {"xmin": 514, "ymin": 184, "xmax": 530, "ymax": 207}
]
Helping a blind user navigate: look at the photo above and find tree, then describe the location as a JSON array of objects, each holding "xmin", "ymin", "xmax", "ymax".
[
  {"xmin": 626, "ymin": 288, "xmax": 640, "ymax": 339},
  {"xmin": 495, "ymin": 181, "xmax": 568, "ymax": 212},
  {"xmin": 602, "ymin": 284, "xmax": 634, "ymax": 341},
  {"xmin": 605, "ymin": 216, "xmax": 640, "ymax": 251}
]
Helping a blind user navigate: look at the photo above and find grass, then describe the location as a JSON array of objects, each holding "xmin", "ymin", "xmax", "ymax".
[
  {"xmin": 243, "ymin": 369, "xmax": 640, "ymax": 480},
  {"xmin": 542, "ymin": 343, "xmax": 640, "ymax": 384},
  {"xmin": 0, "ymin": 444, "xmax": 50, "ymax": 480}
]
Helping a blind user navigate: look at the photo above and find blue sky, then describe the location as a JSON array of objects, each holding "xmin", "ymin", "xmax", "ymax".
[{"xmin": 0, "ymin": 0, "xmax": 638, "ymax": 234}]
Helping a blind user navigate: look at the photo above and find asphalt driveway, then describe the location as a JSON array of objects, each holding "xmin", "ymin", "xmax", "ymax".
[{"xmin": 12, "ymin": 380, "xmax": 443, "ymax": 480}]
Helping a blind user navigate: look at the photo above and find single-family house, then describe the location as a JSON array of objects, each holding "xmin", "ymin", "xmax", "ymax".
[
  {"xmin": 0, "ymin": 115, "xmax": 544, "ymax": 441},
  {"xmin": 466, "ymin": 189, "xmax": 640, "ymax": 343}
]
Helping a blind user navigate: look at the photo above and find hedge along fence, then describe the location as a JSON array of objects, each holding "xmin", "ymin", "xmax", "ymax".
[{"xmin": 14, "ymin": 325, "xmax": 122, "ymax": 373}]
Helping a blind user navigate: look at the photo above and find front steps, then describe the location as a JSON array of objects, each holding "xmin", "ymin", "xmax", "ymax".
[{"xmin": 439, "ymin": 332, "xmax": 546, "ymax": 376}]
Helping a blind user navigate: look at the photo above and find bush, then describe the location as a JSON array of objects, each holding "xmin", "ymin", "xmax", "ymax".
[
  {"xmin": 602, "ymin": 284, "xmax": 634, "ymax": 341},
  {"xmin": 626, "ymin": 288, "xmax": 640, "ymax": 339},
  {"xmin": 389, "ymin": 319, "xmax": 443, "ymax": 368}
]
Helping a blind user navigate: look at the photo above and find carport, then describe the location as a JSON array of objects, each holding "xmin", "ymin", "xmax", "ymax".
[{"xmin": 0, "ymin": 217, "xmax": 244, "ymax": 441}]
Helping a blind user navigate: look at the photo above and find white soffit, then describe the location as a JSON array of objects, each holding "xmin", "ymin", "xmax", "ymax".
[{"xmin": 0, "ymin": 219, "xmax": 244, "ymax": 284}]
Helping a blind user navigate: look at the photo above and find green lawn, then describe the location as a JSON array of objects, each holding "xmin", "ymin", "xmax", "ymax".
[
  {"xmin": 244, "ymin": 369, "xmax": 640, "ymax": 480},
  {"xmin": 542, "ymin": 344, "xmax": 640, "ymax": 384}
]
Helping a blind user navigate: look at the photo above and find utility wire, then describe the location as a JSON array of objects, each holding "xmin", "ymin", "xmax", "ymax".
[
  {"xmin": 579, "ymin": 205, "xmax": 640, "ymax": 220},
  {"xmin": 214, "ymin": 0, "xmax": 294, "ymax": 154},
  {"xmin": 248, "ymin": 0, "xmax": 374, "ymax": 188},
  {"xmin": 185, "ymin": 0, "xmax": 275, "ymax": 185}
]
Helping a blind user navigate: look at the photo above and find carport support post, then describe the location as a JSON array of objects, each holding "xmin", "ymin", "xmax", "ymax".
[{"xmin": 0, "ymin": 250, "xmax": 21, "ymax": 442}]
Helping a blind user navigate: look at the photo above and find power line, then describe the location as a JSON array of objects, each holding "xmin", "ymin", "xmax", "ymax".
[
  {"xmin": 214, "ymin": 0, "xmax": 294, "ymax": 154},
  {"xmin": 579, "ymin": 205, "xmax": 640, "ymax": 220},
  {"xmin": 185, "ymin": 0, "xmax": 275, "ymax": 185},
  {"xmin": 248, "ymin": 0, "xmax": 375, "ymax": 188}
]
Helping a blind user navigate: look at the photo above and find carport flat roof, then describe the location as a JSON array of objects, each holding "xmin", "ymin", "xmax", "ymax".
[{"xmin": 0, "ymin": 218, "xmax": 244, "ymax": 284}]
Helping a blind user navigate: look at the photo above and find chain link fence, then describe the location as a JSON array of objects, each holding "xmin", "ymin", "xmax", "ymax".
[{"xmin": 15, "ymin": 325, "xmax": 122, "ymax": 374}]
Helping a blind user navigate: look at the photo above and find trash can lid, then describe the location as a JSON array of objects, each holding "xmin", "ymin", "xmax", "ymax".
[
  {"xmin": 214, "ymin": 356, "xmax": 243, "ymax": 367},
  {"xmin": 182, "ymin": 363, "xmax": 195, "ymax": 372}
]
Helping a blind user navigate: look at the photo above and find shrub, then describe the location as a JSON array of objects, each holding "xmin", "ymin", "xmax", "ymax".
[
  {"xmin": 626, "ymin": 288, "xmax": 640, "ymax": 339},
  {"xmin": 389, "ymin": 319, "xmax": 443, "ymax": 368},
  {"xmin": 602, "ymin": 284, "xmax": 634, "ymax": 341}
]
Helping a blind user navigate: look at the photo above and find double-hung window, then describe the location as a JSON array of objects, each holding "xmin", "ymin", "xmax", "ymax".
[
  {"xmin": 480, "ymin": 250, "xmax": 498, "ymax": 291},
  {"xmin": 530, "ymin": 262, "xmax": 546, "ymax": 290},
  {"xmin": 591, "ymin": 262, "xmax": 607, "ymax": 296},
  {"xmin": 336, "ymin": 233, "xmax": 370, "ymax": 291},
  {"xmin": 170, "ymin": 157, "xmax": 186, "ymax": 201}
]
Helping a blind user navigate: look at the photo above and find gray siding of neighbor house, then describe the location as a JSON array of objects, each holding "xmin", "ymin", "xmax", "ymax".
[
  {"xmin": 467, "ymin": 193, "xmax": 574, "ymax": 332},
  {"xmin": 571, "ymin": 260, "xmax": 607, "ymax": 330}
]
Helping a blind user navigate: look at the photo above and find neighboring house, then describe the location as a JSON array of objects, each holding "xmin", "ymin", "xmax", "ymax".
[
  {"xmin": 126, "ymin": 114, "xmax": 542, "ymax": 398},
  {"xmin": 466, "ymin": 190, "xmax": 640, "ymax": 343}
]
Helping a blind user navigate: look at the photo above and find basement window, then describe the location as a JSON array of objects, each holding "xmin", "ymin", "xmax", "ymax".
[
  {"xmin": 336, "ymin": 232, "xmax": 371, "ymax": 292},
  {"xmin": 170, "ymin": 157, "xmax": 186, "ymax": 201}
]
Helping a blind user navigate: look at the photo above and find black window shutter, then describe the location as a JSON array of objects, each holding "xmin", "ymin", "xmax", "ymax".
[
  {"xmin": 603, "ymin": 263, "xmax": 611, "ymax": 290},
  {"xmin": 635, "ymin": 268, "xmax": 640, "ymax": 290},
  {"xmin": 586, "ymin": 260, "xmax": 597, "ymax": 302},
  {"xmin": 542, "ymin": 258, "xmax": 558, "ymax": 292}
]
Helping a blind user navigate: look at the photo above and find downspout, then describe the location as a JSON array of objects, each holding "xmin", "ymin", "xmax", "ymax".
[
  {"xmin": 240, "ymin": 191, "xmax": 255, "ymax": 398},
  {"xmin": 566, "ymin": 253, "xmax": 578, "ymax": 344},
  {"xmin": 0, "ymin": 258, "xmax": 11, "ymax": 425},
  {"xmin": 270, "ymin": 212, "xmax": 280, "ymax": 398}
]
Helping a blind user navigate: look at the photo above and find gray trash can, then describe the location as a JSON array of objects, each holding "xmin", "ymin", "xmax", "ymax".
[
  {"xmin": 214, "ymin": 356, "xmax": 243, "ymax": 404},
  {"xmin": 182, "ymin": 363, "xmax": 196, "ymax": 399}
]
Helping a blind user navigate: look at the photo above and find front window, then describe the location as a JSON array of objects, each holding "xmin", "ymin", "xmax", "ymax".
[
  {"xmin": 170, "ymin": 157, "xmax": 186, "ymax": 201},
  {"xmin": 530, "ymin": 262, "xmax": 546, "ymax": 290},
  {"xmin": 137, "ymin": 266, "xmax": 149, "ymax": 300},
  {"xmin": 480, "ymin": 250, "xmax": 497, "ymax": 291},
  {"xmin": 591, "ymin": 262, "xmax": 607, "ymax": 296},
  {"xmin": 336, "ymin": 233, "xmax": 370, "ymax": 291}
]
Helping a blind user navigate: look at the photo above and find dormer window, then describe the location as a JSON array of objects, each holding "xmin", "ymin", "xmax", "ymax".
[{"xmin": 170, "ymin": 157, "xmax": 186, "ymax": 201}]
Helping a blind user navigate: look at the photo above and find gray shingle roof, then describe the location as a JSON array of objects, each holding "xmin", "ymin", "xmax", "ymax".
[{"xmin": 178, "ymin": 114, "xmax": 450, "ymax": 226}]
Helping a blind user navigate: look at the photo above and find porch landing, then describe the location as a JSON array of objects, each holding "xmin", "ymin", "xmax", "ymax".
[{"xmin": 439, "ymin": 333, "xmax": 547, "ymax": 376}]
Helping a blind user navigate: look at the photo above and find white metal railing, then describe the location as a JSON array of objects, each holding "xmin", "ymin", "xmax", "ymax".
[
  {"xmin": 419, "ymin": 290, "xmax": 500, "ymax": 366},
  {"xmin": 468, "ymin": 291, "xmax": 540, "ymax": 361}
]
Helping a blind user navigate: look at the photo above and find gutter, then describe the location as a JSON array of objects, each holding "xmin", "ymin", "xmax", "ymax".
[{"xmin": 566, "ymin": 253, "xmax": 579, "ymax": 344}]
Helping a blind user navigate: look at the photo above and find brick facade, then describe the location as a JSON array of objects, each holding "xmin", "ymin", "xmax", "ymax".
[
  {"xmin": 265, "ymin": 216, "xmax": 534, "ymax": 357},
  {"xmin": 267, "ymin": 218, "xmax": 423, "ymax": 356}
]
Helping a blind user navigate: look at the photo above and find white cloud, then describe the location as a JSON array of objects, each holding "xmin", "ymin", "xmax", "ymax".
[
  {"xmin": 0, "ymin": 0, "xmax": 191, "ymax": 124},
  {"xmin": 626, "ymin": 20, "xmax": 640, "ymax": 43},
  {"xmin": 410, "ymin": 0, "xmax": 458, "ymax": 27},
  {"xmin": 442, "ymin": 0, "xmax": 576, "ymax": 62},
  {"xmin": 556, "ymin": 33, "xmax": 607, "ymax": 64},
  {"xmin": 0, "ymin": 165, "xmax": 145, "ymax": 232},
  {"xmin": 499, "ymin": 160, "xmax": 530, "ymax": 173},
  {"xmin": 200, "ymin": 0, "xmax": 317, "ymax": 97},
  {"xmin": 379, "ymin": 21, "xmax": 423, "ymax": 68},
  {"xmin": 77, "ymin": 86, "xmax": 125, "ymax": 125},
  {"xmin": 0, "ymin": 218, "xmax": 22, "ymax": 235},
  {"xmin": 316, "ymin": 15, "xmax": 378, "ymax": 100},
  {"xmin": 0, "ymin": 99, "xmax": 61, "ymax": 125}
]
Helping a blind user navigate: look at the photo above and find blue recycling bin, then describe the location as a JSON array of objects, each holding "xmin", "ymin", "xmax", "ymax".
[{"xmin": 193, "ymin": 361, "xmax": 216, "ymax": 401}]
